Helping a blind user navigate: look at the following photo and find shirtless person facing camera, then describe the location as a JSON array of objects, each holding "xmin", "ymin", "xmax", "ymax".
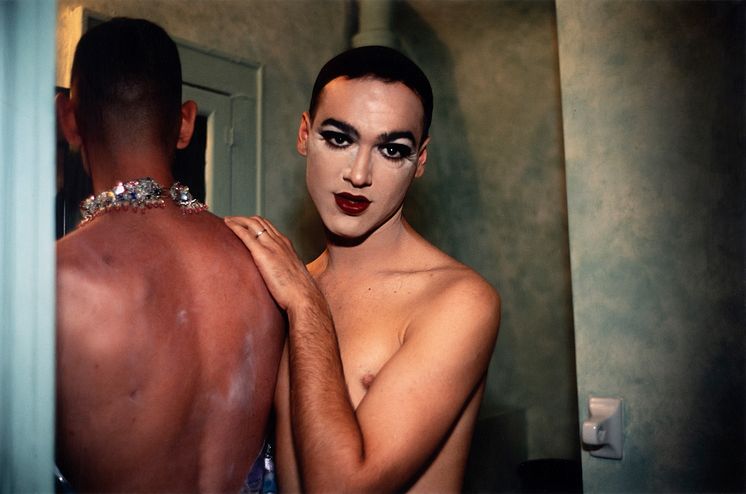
[
  {"xmin": 226, "ymin": 46, "xmax": 501, "ymax": 493},
  {"xmin": 55, "ymin": 18, "xmax": 284, "ymax": 492}
]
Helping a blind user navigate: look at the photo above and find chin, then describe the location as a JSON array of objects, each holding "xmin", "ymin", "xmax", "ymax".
[
  {"xmin": 324, "ymin": 228, "xmax": 374, "ymax": 247},
  {"xmin": 324, "ymin": 222, "xmax": 371, "ymax": 240},
  {"xmin": 321, "ymin": 215, "xmax": 376, "ymax": 241}
]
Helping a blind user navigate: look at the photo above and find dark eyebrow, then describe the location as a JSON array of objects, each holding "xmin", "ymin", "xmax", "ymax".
[
  {"xmin": 378, "ymin": 131, "xmax": 416, "ymax": 146},
  {"xmin": 320, "ymin": 118, "xmax": 359, "ymax": 139},
  {"xmin": 320, "ymin": 118, "xmax": 417, "ymax": 147}
]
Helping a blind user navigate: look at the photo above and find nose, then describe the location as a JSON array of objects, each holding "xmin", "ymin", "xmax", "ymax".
[{"xmin": 343, "ymin": 148, "xmax": 373, "ymax": 188}]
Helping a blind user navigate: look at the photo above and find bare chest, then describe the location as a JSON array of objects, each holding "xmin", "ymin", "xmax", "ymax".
[{"xmin": 319, "ymin": 277, "xmax": 421, "ymax": 408}]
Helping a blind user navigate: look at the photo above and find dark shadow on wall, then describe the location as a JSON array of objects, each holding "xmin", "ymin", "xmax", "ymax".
[
  {"xmin": 546, "ymin": 0, "xmax": 579, "ymax": 463},
  {"xmin": 392, "ymin": 3, "xmax": 521, "ymax": 493},
  {"xmin": 464, "ymin": 410, "xmax": 527, "ymax": 493},
  {"xmin": 393, "ymin": 3, "xmax": 487, "ymax": 263},
  {"xmin": 686, "ymin": 2, "xmax": 745, "ymax": 491}
]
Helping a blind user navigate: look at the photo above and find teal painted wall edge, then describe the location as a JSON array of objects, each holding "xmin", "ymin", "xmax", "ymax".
[{"xmin": 0, "ymin": 0, "xmax": 57, "ymax": 491}]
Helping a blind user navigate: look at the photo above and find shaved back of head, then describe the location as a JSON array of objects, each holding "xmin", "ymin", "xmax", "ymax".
[{"xmin": 70, "ymin": 18, "xmax": 182, "ymax": 152}]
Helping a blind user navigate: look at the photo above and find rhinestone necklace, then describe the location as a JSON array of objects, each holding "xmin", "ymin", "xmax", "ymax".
[{"xmin": 79, "ymin": 177, "xmax": 207, "ymax": 226}]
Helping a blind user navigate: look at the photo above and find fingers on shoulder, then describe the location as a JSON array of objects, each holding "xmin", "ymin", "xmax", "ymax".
[
  {"xmin": 225, "ymin": 214, "xmax": 269, "ymax": 228},
  {"xmin": 224, "ymin": 215, "xmax": 252, "ymax": 228},
  {"xmin": 225, "ymin": 215, "xmax": 276, "ymax": 243},
  {"xmin": 235, "ymin": 216, "xmax": 292, "ymax": 245}
]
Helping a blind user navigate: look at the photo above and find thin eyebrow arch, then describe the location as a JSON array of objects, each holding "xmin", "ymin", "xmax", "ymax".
[{"xmin": 319, "ymin": 118, "xmax": 359, "ymax": 140}]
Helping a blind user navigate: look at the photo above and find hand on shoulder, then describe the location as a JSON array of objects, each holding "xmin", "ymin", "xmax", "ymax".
[{"xmin": 224, "ymin": 215, "xmax": 328, "ymax": 315}]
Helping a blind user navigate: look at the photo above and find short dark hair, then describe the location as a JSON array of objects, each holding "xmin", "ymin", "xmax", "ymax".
[
  {"xmin": 70, "ymin": 17, "xmax": 182, "ymax": 149},
  {"xmin": 309, "ymin": 45, "xmax": 433, "ymax": 141}
]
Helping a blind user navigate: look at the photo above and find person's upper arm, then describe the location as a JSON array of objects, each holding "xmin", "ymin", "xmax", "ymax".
[{"xmin": 274, "ymin": 342, "xmax": 303, "ymax": 493}]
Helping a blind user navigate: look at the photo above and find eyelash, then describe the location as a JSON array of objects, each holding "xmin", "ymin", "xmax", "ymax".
[
  {"xmin": 320, "ymin": 131, "xmax": 351, "ymax": 149},
  {"xmin": 319, "ymin": 131, "xmax": 413, "ymax": 163},
  {"xmin": 378, "ymin": 143, "xmax": 412, "ymax": 161}
]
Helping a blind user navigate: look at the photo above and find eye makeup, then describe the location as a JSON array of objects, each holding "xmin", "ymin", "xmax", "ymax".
[
  {"xmin": 320, "ymin": 130, "xmax": 353, "ymax": 149},
  {"xmin": 377, "ymin": 142, "xmax": 415, "ymax": 163},
  {"xmin": 316, "ymin": 118, "xmax": 419, "ymax": 167}
]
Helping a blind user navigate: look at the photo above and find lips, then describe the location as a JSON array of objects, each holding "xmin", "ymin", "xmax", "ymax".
[{"xmin": 334, "ymin": 192, "xmax": 371, "ymax": 215}]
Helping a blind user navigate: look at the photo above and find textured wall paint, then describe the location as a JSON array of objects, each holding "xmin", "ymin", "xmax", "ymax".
[
  {"xmin": 395, "ymin": 0, "xmax": 579, "ymax": 473},
  {"xmin": 556, "ymin": 1, "xmax": 745, "ymax": 492}
]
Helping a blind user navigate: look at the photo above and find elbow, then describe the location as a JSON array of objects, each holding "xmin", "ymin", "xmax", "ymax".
[{"xmin": 301, "ymin": 464, "xmax": 396, "ymax": 494}]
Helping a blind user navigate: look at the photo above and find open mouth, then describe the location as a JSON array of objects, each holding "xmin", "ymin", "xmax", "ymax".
[{"xmin": 334, "ymin": 192, "xmax": 371, "ymax": 215}]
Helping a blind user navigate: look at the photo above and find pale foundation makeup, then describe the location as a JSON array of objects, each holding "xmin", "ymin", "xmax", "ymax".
[{"xmin": 300, "ymin": 78, "xmax": 427, "ymax": 241}]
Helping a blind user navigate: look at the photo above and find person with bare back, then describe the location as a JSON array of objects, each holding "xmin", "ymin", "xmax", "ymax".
[
  {"xmin": 55, "ymin": 18, "xmax": 284, "ymax": 492},
  {"xmin": 226, "ymin": 46, "xmax": 501, "ymax": 493}
]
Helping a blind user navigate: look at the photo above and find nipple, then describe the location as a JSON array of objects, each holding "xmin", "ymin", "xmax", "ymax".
[{"xmin": 361, "ymin": 372, "xmax": 376, "ymax": 390}]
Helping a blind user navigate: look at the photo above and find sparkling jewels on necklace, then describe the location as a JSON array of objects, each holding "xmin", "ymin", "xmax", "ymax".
[{"xmin": 79, "ymin": 177, "xmax": 207, "ymax": 225}]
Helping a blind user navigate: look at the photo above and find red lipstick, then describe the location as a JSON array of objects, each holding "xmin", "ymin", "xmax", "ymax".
[{"xmin": 334, "ymin": 192, "xmax": 371, "ymax": 215}]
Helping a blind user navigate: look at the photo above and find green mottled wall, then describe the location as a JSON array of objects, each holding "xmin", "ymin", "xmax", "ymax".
[{"xmin": 556, "ymin": 1, "xmax": 745, "ymax": 492}]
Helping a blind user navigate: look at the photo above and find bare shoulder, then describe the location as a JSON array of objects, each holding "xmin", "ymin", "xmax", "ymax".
[
  {"xmin": 428, "ymin": 254, "xmax": 499, "ymax": 306},
  {"xmin": 58, "ymin": 210, "xmax": 258, "ymax": 281},
  {"xmin": 406, "ymin": 243, "xmax": 501, "ymax": 345},
  {"xmin": 409, "ymin": 238, "xmax": 500, "ymax": 311},
  {"xmin": 55, "ymin": 211, "xmax": 259, "ymax": 334},
  {"xmin": 57, "ymin": 224, "xmax": 137, "ymax": 303},
  {"xmin": 179, "ymin": 211, "xmax": 270, "ymax": 277},
  {"xmin": 56, "ymin": 223, "xmax": 150, "ymax": 349}
]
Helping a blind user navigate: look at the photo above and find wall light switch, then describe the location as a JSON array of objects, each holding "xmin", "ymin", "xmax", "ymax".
[{"xmin": 581, "ymin": 396, "xmax": 623, "ymax": 460}]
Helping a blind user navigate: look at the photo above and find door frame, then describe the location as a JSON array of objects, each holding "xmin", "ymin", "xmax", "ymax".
[{"xmin": 0, "ymin": 0, "xmax": 56, "ymax": 491}]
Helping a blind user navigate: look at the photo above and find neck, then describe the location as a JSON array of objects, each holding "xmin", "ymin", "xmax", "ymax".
[
  {"xmin": 84, "ymin": 144, "xmax": 174, "ymax": 193},
  {"xmin": 322, "ymin": 210, "xmax": 414, "ymax": 273}
]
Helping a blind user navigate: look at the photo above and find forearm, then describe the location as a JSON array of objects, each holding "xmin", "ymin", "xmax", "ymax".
[{"xmin": 286, "ymin": 299, "xmax": 367, "ymax": 492}]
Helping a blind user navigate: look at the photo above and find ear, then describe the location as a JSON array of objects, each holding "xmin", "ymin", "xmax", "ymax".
[
  {"xmin": 176, "ymin": 100, "xmax": 198, "ymax": 150},
  {"xmin": 296, "ymin": 112, "xmax": 311, "ymax": 157},
  {"xmin": 55, "ymin": 92, "xmax": 82, "ymax": 149},
  {"xmin": 414, "ymin": 136, "xmax": 429, "ymax": 178}
]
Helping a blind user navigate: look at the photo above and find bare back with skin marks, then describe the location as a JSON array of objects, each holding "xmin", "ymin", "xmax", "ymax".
[{"xmin": 56, "ymin": 204, "xmax": 285, "ymax": 492}]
